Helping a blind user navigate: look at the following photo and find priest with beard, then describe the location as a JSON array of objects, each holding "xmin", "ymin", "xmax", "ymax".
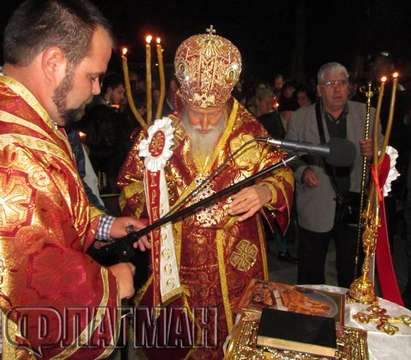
[
  {"xmin": 0, "ymin": 0, "xmax": 151, "ymax": 358},
  {"xmin": 118, "ymin": 28, "xmax": 294, "ymax": 359}
]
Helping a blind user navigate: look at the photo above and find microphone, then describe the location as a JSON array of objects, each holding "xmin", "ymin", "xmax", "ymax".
[{"xmin": 259, "ymin": 137, "xmax": 356, "ymax": 167}]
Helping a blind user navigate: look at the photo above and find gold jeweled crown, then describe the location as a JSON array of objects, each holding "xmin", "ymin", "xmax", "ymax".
[{"xmin": 174, "ymin": 25, "xmax": 242, "ymax": 108}]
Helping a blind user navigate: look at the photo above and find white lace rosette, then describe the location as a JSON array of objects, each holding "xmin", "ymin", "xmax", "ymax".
[
  {"xmin": 139, "ymin": 117, "xmax": 182, "ymax": 303},
  {"xmin": 382, "ymin": 146, "xmax": 400, "ymax": 197},
  {"xmin": 139, "ymin": 117, "xmax": 174, "ymax": 171}
]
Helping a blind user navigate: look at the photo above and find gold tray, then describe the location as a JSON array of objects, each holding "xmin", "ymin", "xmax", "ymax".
[{"xmin": 224, "ymin": 310, "xmax": 368, "ymax": 360}]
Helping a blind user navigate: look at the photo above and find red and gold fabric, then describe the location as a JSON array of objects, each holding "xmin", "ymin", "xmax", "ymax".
[
  {"xmin": 0, "ymin": 75, "xmax": 120, "ymax": 359},
  {"xmin": 375, "ymin": 147, "xmax": 403, "ymax": 305},
  {"xmin": 174, "ymin": 30, "xmax": 242, "ymax": 109},
  {"xmin": 118, "ymin": 98, "xmax": 294, "ymax": 359}
]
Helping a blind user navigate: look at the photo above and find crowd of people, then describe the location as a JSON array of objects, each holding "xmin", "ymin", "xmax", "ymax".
[{"xmin": 1, "ymin": 0, "xmax": 411, "ymax": 359}]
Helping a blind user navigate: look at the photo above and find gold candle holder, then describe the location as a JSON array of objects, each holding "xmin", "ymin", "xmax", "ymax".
[
  {"xmin": 349, "ymin": 73, "xmax": 410, "ymax": 336},
  {"xmin": 348, "ymin": 216, "xmax": 379, "ymax": 304},
  {"xmin": 120, "ymin": 34, "xmax": 168, "ymax": 129},
  {"xmin": 354, "ymin": 81, "xmax": 375, "ymax": 278},
  {"xmin": 348, "ymin": 75, "xmax": 392, "ymax": 305}
]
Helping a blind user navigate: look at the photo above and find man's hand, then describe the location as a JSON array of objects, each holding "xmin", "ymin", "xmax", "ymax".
[
  {"xmin": 302, "ymin": 167, "xmax": 320, "ymax": 187},
  {"xmin": 359, "ymin": 139, "xmax": 373, "ymax": 158},
  {"xmin": 110, "ymin": 217, "xmax": 151, "ymax": 251},
  {"xmin": 108, "ymin": 263, "xmax": 135, "ymax": 299},
  {"xmin": 228, "ymin": 184, "xmax": 272, "ymax": 222}
]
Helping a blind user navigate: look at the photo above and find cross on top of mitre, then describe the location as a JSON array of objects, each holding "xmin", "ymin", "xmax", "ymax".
[{"xmin": 206, "ymin": 25, "xmax": 216, "ymax": 35}]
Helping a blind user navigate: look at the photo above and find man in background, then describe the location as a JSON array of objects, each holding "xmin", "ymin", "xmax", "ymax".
[{"xmin": 286, "ymin": 62, "xmax": 376, "ymax": 288}]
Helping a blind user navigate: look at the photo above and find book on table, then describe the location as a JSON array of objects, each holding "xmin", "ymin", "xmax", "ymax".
[{"xmin": 256, "ymin": 307, "xmax": 337, "ymax": 358}]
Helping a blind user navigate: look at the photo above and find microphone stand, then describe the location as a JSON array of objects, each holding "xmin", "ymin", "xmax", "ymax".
[{"xmin": 97, "ymin": 154, "xmax": 298, "ymax": 265}]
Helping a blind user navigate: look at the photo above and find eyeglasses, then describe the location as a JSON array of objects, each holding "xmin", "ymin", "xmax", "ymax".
[{"xmin": 320, "ymin": 79, "xmax": 348, "ymax": 87}]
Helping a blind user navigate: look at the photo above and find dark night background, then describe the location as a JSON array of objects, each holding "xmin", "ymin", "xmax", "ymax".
[{"xmin": 2, "ymin": 0, "xmax": 411, "ymax": 83}]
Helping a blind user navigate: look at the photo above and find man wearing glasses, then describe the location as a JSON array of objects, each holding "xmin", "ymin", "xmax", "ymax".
[{"xmin": 286, "ymin": 62, "xmax": 379, "ymax": 288}]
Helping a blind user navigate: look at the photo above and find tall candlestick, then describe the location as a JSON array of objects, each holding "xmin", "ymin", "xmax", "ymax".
[
  {"xmin": 367, "ymin": 76, "xmax": 388, "ymax": 218},
  {"xmin": 379, "ymin": 72, "xmax": 399, "ymax": 161},
  {"xmin": 146, "ymin": 35, "xmax": 153, "ymax": 125},
  {"xmin": 373, "ymin": 76, "xmax": 386, "ymax": 162},
  {"xmin": 121, "ymin": 47, "xmax": 147, "ymax": 130},
  {"xmin": 155, "ymin": 37, "xmax": 166, "ymax": 119}
]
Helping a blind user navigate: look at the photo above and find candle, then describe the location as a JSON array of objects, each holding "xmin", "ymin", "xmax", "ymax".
[
  {"xmin": 379, "ymin": 72, "xmax": 399, "ymax": 160},
  {"xmin": 146, "ymin": 35, "xmax": 153, "ymax": 125},
  {"xmin": 121, "ymin": 47, "xmax": 147, "ymax": 129},
  {"xmin": 155, "ymin": 37, "xmax": 166, "ymax": 119},
  {"xmin": 78, "ymin": 131, "xmax": 87, "ymax": 142},
  {"xmin": 373, "ymin": 76, "xmax": 386, "ymax": 162}
]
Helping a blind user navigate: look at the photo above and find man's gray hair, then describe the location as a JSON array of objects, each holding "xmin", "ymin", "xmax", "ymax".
[
  {"xmin": 317, "ymin": 62, "xmax": 349, "ymax": 84},
  {"xmin": 256, "ymin": 86, "xmax": 274, "ymax": 101}
]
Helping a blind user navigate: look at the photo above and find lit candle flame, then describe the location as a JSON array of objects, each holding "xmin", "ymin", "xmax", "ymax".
[
  {"xmin": 146, "ymin": 35, "xmax": 153, "ymax": 44},
  {"xmin": 393, "ymin": 72, "xmax": 399, "ymax": 79},
  {"xmin": 156, "ymin": 37, "xmax": 161, "ymax": 44},
  {"xmin": 374, "ymin": 76, "xmax": 387, "ymax": 164},
  {"xmin": 78, "ymin": 131, "xmax": 87, "ymax": 142}
]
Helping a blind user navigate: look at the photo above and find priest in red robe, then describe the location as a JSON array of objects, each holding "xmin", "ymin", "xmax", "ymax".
[{"xmin": 0, "ymin": 1, "xmax": 149, "ymax": 358}]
